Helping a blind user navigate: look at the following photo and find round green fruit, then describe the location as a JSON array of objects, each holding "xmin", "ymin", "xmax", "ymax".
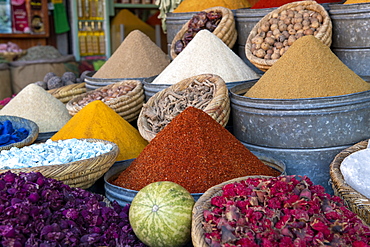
[{"xmin": 129, "ymin": 181, "xmax": 195, "ymax": 247}]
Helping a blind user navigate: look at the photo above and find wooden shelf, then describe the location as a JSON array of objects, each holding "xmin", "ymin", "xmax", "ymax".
[
  {"xmin": 0, "ymin": 33, "xmax": 49, "ymax": 39},
  {"xmin": 114, "ymin": 4, "xmax": 158, "ymax": 9}
]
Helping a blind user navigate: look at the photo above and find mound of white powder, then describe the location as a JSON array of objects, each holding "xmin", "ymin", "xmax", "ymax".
[{"xmin": 152, "ymin": 30, "xmax": 260, "ymax": 84}]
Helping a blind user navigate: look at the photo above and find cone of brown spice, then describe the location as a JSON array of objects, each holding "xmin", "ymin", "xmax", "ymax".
[
  {"xmin": 244, "ymin": 35, "xmax": 370, "ymax": 99},
  {"xmin": 93, "ymin": 30, "xmax": 171, "ymax": 79},
  {"xmin": 112, "ymin": 106, "xmax": 280, "ymax": 193}
]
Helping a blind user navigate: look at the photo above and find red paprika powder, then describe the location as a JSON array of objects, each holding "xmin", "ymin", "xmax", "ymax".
[
  {"xmin": 112, "ymin": 106, "xmax": 281, "ymax": 193},
  {"xmin": 251, "ymin": 0, "xmax": 343, "ymax": 9}
]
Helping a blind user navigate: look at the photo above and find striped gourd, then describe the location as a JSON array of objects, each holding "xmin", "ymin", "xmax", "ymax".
[{"xmin": 129, "ymin": 181, "xmax": 195, "ymax": 247}]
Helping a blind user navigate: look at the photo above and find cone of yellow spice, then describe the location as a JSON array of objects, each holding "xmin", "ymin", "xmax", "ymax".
[
  {"xmin": 51, "ymin": 100, "xmax": 148, "ymax": 161},
  {"xmin": 244, "ymin": 35, "xmax": 370, "ymax": 99}
]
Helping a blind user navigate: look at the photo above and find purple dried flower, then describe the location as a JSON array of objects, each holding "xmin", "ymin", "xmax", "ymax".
[{"xmin": 0, "ymin": 171, "xmax": 147, "ymax": 247}]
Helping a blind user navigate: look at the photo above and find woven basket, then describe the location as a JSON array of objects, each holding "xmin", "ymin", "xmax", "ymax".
[
  {"xmin": 0, "ymin": 50, "xmax": 27, "ymax": 62},
  {"xmin": 47, "ymin": 83, "xmax": 87, "ymax": 104},
  {"xmin": 137, "ymin": 74, "xmax": 230, "ymax": 142},
  {"xmin": 170, "ymin": 6, "xmax": 237, "ymax": 59},
  {"xmin": 245, "ymin": 0, "xmax": 332, "ymax": 72},
  {"xmin": 66, "ymin": 80, "xmax": 145, "ymax": 123},
  {"xmin": 0, "ymin": 115, "xmax": 39, "ymax": 151},
  {"xmin": 0, "ymin": 138, "xmax": 119, "ymax": 189},
  {"xmin": 330, "ymin": 139, "xmax": 370, "ymax": 225},
  {"xmin": 192, "ymin": 156, "xmax": 286, "ymax": 247}
]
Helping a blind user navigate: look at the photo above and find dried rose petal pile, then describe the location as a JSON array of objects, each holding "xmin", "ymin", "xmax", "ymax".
[{"xmin": 202, "ymin": 175, "xmax": 370, "ymax": 247}]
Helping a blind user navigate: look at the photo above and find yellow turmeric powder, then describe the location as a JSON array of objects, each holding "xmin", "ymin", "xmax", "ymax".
[
  {"xmin": 51, "ymin": 100, "xmax": 148, "ymax": 161},
  {"xmin": 344, "ymin": 0, "xmax": 370, "ymax": 4},
  {"xmin": 173, "ymin": 0, "xmax": 251, "ymax": 13}
]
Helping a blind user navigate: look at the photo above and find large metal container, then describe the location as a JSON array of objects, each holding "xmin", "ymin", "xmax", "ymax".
[
  {"xmin": 246, "ymin": 144, "xmax": 347, "ymax": 195},
  {"xmin": 104, "ymin": 156, "xmax": 285, "ymax": 206},
  {"xmin": 230, "ymin": 81, "xmax": 370, "ymax": 149},
  {"xmin": 329, "ymin": 2, "xmax": 370, "ymax": 80}
]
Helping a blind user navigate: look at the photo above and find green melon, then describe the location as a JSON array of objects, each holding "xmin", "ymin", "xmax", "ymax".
[{"xmin": 129, "ymin": 181, "xmax": 195, "ymax": 247}]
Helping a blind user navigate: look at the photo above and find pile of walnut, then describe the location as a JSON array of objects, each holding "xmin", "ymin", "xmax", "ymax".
[
  {"xmin": 145, "ymin": 79, "xmax": 215, "ymax": 133},
  {"xmin": 174, "ymin": 11, "xmax": 222, "ymax": 55},
  {"xmin": 72, "ymin": 82, "xmax": 137, "ymax": 107},
  {"xmin": 250, "ymin": 5, "xmax": 324, "ymax": 60}
]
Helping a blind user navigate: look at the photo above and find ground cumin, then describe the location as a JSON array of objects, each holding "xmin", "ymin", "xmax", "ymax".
[
  {"xmin": 245, "ymin": 35, "xmax": 370, "ymax": 99},
  {"xmin": 93, "ymin": 30, "xmax": 170, "ymax": 79},
  {"xmin": 173, "ymin": 0, "xmax": 252, "ymax": 13},
  {"xmin": 112, "ymin": 106, "xmax": 280, "ymax": 193},
  {"xmin": 51, "ymin": 100, "xmax": 148, "ymax": 161}
]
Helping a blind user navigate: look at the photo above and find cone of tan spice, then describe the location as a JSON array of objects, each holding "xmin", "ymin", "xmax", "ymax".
[
  {"xmin": 93, "ymin": 30, "xmax": 171, "ymax": 79},
  {"xmin": 0, "ymin": 84, "xmax": 71, "ymax": 133},
  {"xmin": 244, "ymin": 35, "xmax": 370, "ymax": 99}
]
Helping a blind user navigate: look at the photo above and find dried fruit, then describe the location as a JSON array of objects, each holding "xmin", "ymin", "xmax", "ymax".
[{"xmin": 174, "ymin": 11, "xmax": 222, "ymax": 55}]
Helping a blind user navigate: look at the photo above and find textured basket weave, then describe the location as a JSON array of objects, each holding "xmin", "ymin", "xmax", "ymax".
[
  {"xmin": 0, "ymin": 50, "xmax": 27, "ymax": 62},
  {"xmin": 0, "ymin": 115, "xmax": 39, "ymax": 151},
  {"xmin": 137, "ymin": 74, "xmax": 230, "ymax": 142},
  {"xmin": 170, "ymin": 6, "xmax": 237, "ymax": 59},
  {"xmin": 192, "ymin": 158, "xmax": 285, "ymax": 247},
  {"xmin": 47, "ymin": 83, "xmax": 87, "ymax": 104},
  {"xmin": 66, "ymin": 80, "xmax": 144, "ymax": 123},
  {"xmin": 330, "ymin": 139, "xmax": 370, "ymax": 225},
  {"xmin": 0, "ymin": 138, "xmax": 119, "ymax": 189},
  {"xmin": 245, "ymin": 0, "xmax": 332, "ymax": 72}
]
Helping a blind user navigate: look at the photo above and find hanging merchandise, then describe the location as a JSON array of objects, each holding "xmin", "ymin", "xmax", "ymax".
[
  {"xmin": 52, "ymin": 0, "xmax": 70, "ymax": 34},
  {"xmin": 11, "ymin": 0, "xmax": 30, "ymax": 33},
  {"xmin": 0, "ymin": 0, "xmax": 12, "ymax": 33}
]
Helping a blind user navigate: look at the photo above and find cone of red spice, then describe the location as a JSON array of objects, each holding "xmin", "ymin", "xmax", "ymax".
[{"xmin": 112, "ymin": 106, "xmax": 281, "ymax": 193}]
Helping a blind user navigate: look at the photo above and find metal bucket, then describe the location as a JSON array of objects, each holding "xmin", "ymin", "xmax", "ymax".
[
  {"xmin": 230, "ymin": 81, "xmax": 370, "ymax": 149},
  {"xmin": 246, "ymin": 143, "xmax": 347, "ymax": 195},
  {"xmin": 104, "ymin": 159, "xmax": 202, "ymax": 207},
  {"xmin": 329, "ymin": 2, "xmax": 370, "ymax": 80},
  {"xmin": 84, "ymin": 71, "xmax": 146, "ymax": 91}
]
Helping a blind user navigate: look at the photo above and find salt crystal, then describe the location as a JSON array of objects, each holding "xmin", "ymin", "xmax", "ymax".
[{"xmin": 340, "ymin": 146, "xmax": 370, "ymax": 198}]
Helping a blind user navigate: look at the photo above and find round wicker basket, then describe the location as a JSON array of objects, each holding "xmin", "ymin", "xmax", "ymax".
[
  {"xmin": 0, "ymin": 115, "xmax": 39, "ymax": 151},
  {"xmin": 170, "ymin": 6, "xmax": 237, "ymax": 60},
  {"xmin": 245, "ymin": 0, "xmax": 332, "ymax": 72},
  {"xmin": 0, "ymin": 50, "xmax": 27, "ymax": 62},
  {"xmin": 330, "ymin": 139, "xmax": 370, "ymax": 225},
  {"xmin": 48, "ymin": 83, "xmax": 87, "ymax": 104},
  {"xmin": 137, "ymin": 74, "xmax": 230, "ymax": 142},
  {"xmin": 0, "ymin": 138, "xmax": 119, "ymax": 189},
  {"xmin": 66, "ymin": 80, "xmax": 144, "ymax": 123}
]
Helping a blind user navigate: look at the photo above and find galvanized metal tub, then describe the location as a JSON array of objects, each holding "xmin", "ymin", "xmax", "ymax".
[
  {"xmin": 229, "ymin": 81, "xmax": 370, "ymax": 149},
  {"xmin": 104, "ymin": 156, "xmax": 285, "ymax": 207},
  {"xmin": 245, "ymin": 143, "xmax": 348, "ymax": 195},
  {"xmin": 328, "ymin": 2, "xmax": 370, "ymax": 80},
  {"xmin": 329, "ymin": 2, "xmax": 370, "ymax": 48}
]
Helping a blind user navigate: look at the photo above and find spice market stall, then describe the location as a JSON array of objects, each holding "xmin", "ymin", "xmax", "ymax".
[{"xmin": 1, "ymin": 0, "xmax": 370, "ymax": 246}]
